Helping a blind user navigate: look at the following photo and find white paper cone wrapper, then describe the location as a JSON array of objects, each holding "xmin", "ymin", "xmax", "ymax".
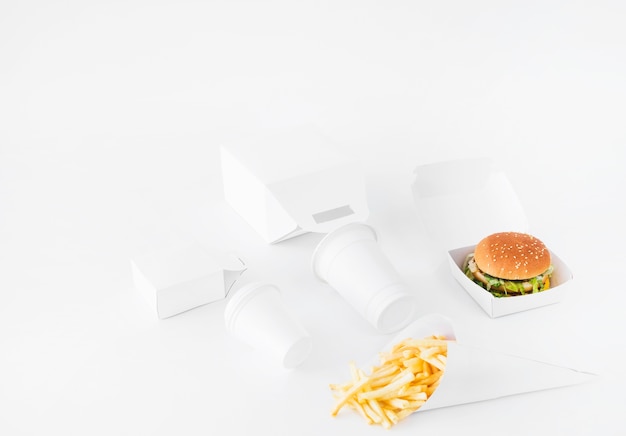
[
  {"xmin": 369, "ymin": 314, "xmax": 596, "ymax": 412},
  {"xmin": 420, "ymin": 341, "xmax": 597, "ymax": 411}
]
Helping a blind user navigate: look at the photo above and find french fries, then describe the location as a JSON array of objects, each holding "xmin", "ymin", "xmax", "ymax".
[{"xmin": 330, "ymin": 335, "xmax": 448, "ymax": 429}]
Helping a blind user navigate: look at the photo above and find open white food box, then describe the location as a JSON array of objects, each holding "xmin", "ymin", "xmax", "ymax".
[
  {"xmin": 359, "ymin": 314, "xmax": 596, "ymax": 414},
  {"xmin": 221, "ymin": 126, "xmax": 369, "ymax": 244},
  {"xmin": 412, "ymin": 158, "xmax": 573, "ymax": 317}
]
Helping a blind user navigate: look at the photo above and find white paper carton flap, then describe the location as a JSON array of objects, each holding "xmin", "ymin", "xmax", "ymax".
[
  {"xmin": 215, "ymin": 252, "xmax": 247, "ymax": 297},
  {"xmin": 267, "ymin": 163, "xmax": 369, "ymax": 234},
  {"xmin": 224, "ymin": 127, "xmax": 350, "ymax": 184},
  {"xmin": 221, "ymin": 126, "xmax": 369, "ymax": 242},
  {"xmin": 412, "ymin": 158, "xmax": 529, "ymax": 251}
]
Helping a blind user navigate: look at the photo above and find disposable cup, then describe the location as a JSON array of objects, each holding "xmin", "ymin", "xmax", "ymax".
[
  {"xmin": 312, "ymin": 222, "xmax": 418, "ymax": 333},
  {"xmin": 224, "ymin": 282, "xmax": 312, "ymax": 369}
]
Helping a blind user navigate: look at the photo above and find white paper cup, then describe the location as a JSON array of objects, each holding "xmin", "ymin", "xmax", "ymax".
[
  {"xmin": 224, "ymin": 282, "xmax": 312, "ymax": 369},
  {"xmin": 312, "ymin": 222, "xmax": 418, "ymax": 334}
]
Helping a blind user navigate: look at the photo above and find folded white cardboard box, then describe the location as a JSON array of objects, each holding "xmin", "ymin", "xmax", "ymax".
[
  {"xmin": 412, "ymin": 158, "xmax": 573, "ymax": 317},
  {"xmin": 131, "ymin": 244, "xmax": 247, "ymax": 319},
  {"xmin": 221, "ymin": 126, "xmax": 369, "ymax": 244}
]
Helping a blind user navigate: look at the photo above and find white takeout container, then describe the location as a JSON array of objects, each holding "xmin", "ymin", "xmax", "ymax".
[
  {"xmin": 412, "ymin": 158, "xmax": 573, "ymax": 317},
  {"xmin": 224, "ymin": 282, "xmax": 312, "ymax": 369},
  {"xmin": 364, "ymin": 314, "xmax": 595, "ymax": 415},
  {"xmin": 131, "ymin": 244, "xmax": 246, "ymax": 319},
  {"xmin": 312, "ymin": 222, "xmax": 418, "ymax": 334},
  {"xmin": 221, "ymin": 126, "xmax": 369, "ymax": 244}
]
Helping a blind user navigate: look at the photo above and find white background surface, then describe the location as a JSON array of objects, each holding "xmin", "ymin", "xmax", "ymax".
[{"xmin": 2, "ymin": 1, "xmax": 625, "ymax": 435}]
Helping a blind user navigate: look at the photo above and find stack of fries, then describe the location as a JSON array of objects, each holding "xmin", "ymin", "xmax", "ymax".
[{"xmin": 330, "ymin": 335, "xmax": 448, "ymax": 429}]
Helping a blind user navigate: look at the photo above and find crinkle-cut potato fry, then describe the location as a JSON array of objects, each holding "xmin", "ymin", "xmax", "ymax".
[{"xmin": 330, "ymin": 335, "xmax": 449, "ymax": 429}]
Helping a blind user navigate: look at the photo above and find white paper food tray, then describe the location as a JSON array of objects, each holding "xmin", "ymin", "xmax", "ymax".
[
  {"xmin": 412, "ymin": 158, "xmax": 573, "ymax": 317},
  {"xmin": 221, "ymin": 126, "xmax": 369, "ymax": 244}
]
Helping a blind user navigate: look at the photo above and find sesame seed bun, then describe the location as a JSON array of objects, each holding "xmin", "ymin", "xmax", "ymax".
[{"xmin": 474, "ymin": 232, "xmax": 551, "ymax": 280}]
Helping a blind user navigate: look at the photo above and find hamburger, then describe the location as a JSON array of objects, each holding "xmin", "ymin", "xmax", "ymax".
[{"xmin": 463, "ymin": 231, "xmax": 554, "ymax": 297}]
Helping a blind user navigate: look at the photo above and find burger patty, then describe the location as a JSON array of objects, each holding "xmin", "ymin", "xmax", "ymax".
[{"xmin": 464, "ymin": 254, "xmax": 552, "ymax": 296}]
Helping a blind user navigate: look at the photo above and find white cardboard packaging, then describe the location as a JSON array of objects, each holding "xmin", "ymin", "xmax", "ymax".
[
  {"xmin": 221, "ymin": 126, "xmax": 369, "ymax": 244},
  {"xmin": 369, "ymin": 314, "xmax": 596, "ymax": 414},
  {"xmin": 131, "ymin": 244, "xmax": 247, "ymax": 319},
  {"xmin": 412, "ymin": 158, "xmax": 573, "ymax": 317}
]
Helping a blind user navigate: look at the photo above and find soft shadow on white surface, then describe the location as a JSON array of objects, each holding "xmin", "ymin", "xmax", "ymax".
[{"xmin": 1, "ymin": 1, "xmax": 625, "ymax": 435}]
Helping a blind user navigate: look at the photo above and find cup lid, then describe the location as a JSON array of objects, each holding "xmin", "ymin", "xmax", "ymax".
[
  {"xmin": 223, "ymin": 282, "xmax": 280, "ymax": 332},
  {"xmin": 370, "ymin": 287, "xmax": 418, "ymax": 334},
  {"xmin": 311, "ymin": 222, "xmax": 378, "ymax": 282}
]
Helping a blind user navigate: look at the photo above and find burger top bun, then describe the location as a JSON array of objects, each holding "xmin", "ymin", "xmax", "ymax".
[{"xmin": 474, "ymin": 232, "xmax": 551, "ymax": 280}]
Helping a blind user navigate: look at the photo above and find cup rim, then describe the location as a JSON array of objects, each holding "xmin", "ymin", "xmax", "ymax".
[
  {"xmin": 310, "ymin": 222, "xmax": 378, "ymax": 282},
  {"xmin": 224, "ymin": 282, "xmax": 280, "ymax": 332},
  {"xmin": 373, "ymin": 292, "xmax": 418, "ymax": 333}
]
